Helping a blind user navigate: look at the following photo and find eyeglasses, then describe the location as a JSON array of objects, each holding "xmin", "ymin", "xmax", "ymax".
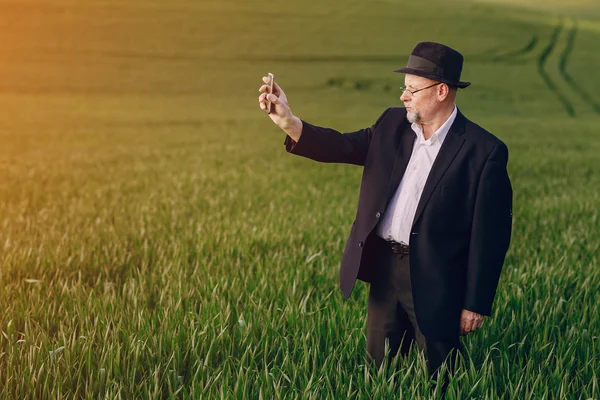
[{"xmin": 399, "ymin": 82, "xmax": 442, "ymax": 96}]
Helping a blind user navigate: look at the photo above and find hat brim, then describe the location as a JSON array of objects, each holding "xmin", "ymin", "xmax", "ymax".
[{"xmin": 393, "ymin": 67, "xmax": 471, "ymax": 88}]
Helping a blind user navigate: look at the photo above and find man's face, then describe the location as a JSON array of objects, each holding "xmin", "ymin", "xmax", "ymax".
[{"xmin": 400, "ymin": 75, "xmax": 440, "ymax": 124}]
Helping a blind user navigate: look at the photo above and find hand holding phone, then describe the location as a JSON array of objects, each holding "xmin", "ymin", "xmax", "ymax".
[{"xmin": 258, "ymin": 74, "xmax": 302, "ymax": 140}]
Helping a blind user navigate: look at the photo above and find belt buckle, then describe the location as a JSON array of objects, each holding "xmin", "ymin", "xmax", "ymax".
[{"xmin": 391, "ymin": 241, "xmax": 409, "ymax": 256}]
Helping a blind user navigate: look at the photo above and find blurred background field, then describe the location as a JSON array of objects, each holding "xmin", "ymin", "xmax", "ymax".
[{"xmin": 0, "ymin": 0, "xmax": 598, "ymax": 398}]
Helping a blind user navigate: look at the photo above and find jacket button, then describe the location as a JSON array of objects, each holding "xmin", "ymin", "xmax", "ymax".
[
  {"xmin": 375, "ymin": 212, "xmax": 381, "ymax": 219},
  {"xmin": 411, "ymin": 232, "xmax": 418, "ymax": 235},
  {"xmin": 358, "ymin": 241, "xmax": 364, "ymax": 248}
]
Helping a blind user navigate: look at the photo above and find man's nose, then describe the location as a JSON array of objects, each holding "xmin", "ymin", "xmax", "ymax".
[{"xmin": 400, "ymin": 91, "xmax": 410, "ymax": 102}]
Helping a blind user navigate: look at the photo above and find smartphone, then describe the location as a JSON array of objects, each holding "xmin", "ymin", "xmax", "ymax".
[{"xmin": 264, "ymin": 73, "xmax": 274, "ymax": 114}]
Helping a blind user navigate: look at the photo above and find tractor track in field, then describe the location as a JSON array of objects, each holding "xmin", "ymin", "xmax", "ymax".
[
  {"xmin": 537, "ymin": 19, "xmax": 575, "ymax": 117},
  {"xmin": 467, "ymin": 34, "xmax": 539, "ymax": 64},
  {"xmin": 535, "ymin": 16, "xmax": 600, "ymax": 117},
  {"xmin": 557, "ymin": 20, "xmax": 600, "ymax": 115},
  {"xmin": 491, "ymin": 34, "xmax": 539, "ymax": 63},
  {"xmin": 461, "ymin": 16, "xmax": 599, "ymax": 118}
]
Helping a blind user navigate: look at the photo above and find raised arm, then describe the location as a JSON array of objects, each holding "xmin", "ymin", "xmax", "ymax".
[
  {"xmin": 282, "ymin": 109, "xmax": 390, "ymax": 166},
  {"xmin": 258, "ymin": 75, "xmax": 390, "ymax": 166}
]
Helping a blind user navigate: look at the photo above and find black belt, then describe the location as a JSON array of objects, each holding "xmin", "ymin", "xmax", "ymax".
[
  {"xmin": 376, "ymin": 235, "xmax": 410, "ymax": 255},
  {"xmin": 389, "ymin": 241, "xmax": 410, "ymax": 255}
]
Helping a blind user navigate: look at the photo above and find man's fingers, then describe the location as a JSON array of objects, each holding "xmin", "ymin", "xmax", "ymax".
[
  {"xmin": 467, "ymin": 317, "xmax": 484, "ymax": 333},
  {"xmin": 258, "ymin": 93, "xmax": 267, "ymax": 110},
  {"xmin": 259, "ymin": 78, "xmax": 282, "ymax": 93},
  {"xmin": 461, "ymin": 317, "xmax": 476, "ymax": 335},
  {"xmin": 258, "ymin": 76, "xmax": 287, "ymax": 116},
  {"xmin": 476, "ymin": 318, "xmax": 484, "ymax": 330},
  {"xmin": 267, "ymin": 94, "xmax": 281, "ymax": 104},
  {"xmin": 258, "ymin": 93, "xmax": 282, "ymax": 113},
  {"xmin": 459, "ymin": 310, "xmax": 485, "ymax": 336},
  {"xmin": 460, "ymin": 319, "xmax": 468, "ymax": 335},
  {"xmin": 259, "ymin": 93, "xmax": 277, "ymax": 105},
  {"xmin": 467, "ymin": 319, "xmax": 477, "ymax": 332}
]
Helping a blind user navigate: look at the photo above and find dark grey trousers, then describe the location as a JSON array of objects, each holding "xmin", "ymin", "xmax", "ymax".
[{"xmin": 366, "ymin": 235, "xmax": 464, "ymax": 380}]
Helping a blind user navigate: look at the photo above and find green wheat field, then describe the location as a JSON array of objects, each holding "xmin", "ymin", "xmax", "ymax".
[{"xmin": 0, "ymin": 0, "xmax": 599, "ymax": 398}]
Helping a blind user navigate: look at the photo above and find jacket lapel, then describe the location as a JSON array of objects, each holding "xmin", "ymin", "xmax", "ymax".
[
  {"xmin": 410, "ymin": 110, "xmax": 467, "ymax": 227},
  {"xmin": 384, "ymin": 121, "xmax": 416, "ymax": 208}
]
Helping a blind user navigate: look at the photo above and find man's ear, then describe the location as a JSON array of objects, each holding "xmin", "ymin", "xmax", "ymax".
[{"xmin": 437, "ymin": 83, "xmax": 450, "ymax": 101}]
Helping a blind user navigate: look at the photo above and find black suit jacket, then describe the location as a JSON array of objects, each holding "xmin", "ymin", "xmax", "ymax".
[{"xmin": 284, "ymin": 107, "xmax": 513, "ymax": 340}]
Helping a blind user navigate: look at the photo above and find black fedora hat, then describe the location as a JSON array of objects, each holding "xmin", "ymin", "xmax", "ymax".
[{"xmin": 394, "ymin": 42, "xmax": 471, "ymax": 88}]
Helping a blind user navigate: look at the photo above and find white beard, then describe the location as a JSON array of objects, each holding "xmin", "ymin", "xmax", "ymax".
[{"xmin": 406, "ymin": 108, "xmax": 421, "ymax": 124}]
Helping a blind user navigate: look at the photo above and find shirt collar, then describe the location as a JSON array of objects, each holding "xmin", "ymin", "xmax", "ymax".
[{"xmin": 411, "ymin": 105, "xmax": 457, "ymax": 146}]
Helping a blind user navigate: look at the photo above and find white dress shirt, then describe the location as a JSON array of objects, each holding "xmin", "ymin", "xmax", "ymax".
[{"xmin": 376, "ymin": 106, "xmax": 457, "ymax": 244}]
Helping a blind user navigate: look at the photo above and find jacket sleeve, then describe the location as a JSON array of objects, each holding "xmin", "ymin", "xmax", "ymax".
[
  {"xmin": 282, "ymin": 108, "xmax": 391, "ymax": 166},
  {"xmin": 463, "ymin": 142, "xmax": 513, "ymax": 316}
]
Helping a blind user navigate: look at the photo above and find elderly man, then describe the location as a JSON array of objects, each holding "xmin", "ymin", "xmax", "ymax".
[{"xmin": 258, "ymin": 42, "xmax": 513, "ymax": 381}]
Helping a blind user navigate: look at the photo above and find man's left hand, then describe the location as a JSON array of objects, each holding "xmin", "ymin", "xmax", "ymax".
[{"xmin": 460, "ymin": 309, "xmax": 484, "ymax": 336}]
